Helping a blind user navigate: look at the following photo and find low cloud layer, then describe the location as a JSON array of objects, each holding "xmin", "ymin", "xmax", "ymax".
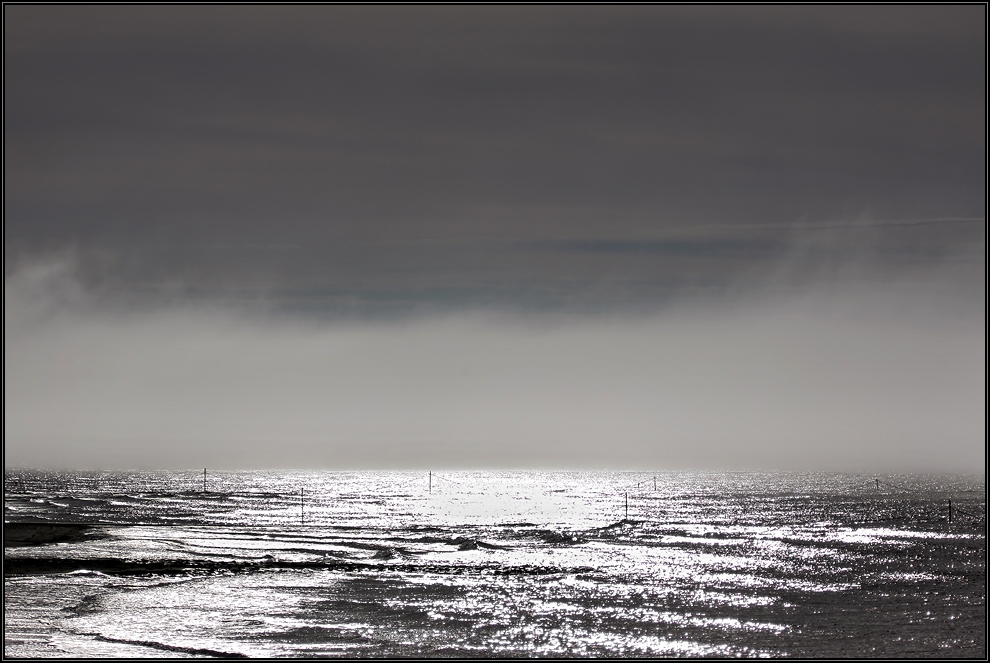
[{"xmin": 5, "ymin": 6, "xmax": 985, "ymax": 314}]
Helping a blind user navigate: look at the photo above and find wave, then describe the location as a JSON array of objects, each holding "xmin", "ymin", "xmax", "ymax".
[{"xmin": 538, "ymin": 530, "xmax": 585, "ymax": 545}]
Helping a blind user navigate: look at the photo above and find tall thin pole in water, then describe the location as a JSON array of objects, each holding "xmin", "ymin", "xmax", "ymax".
[
  {"xmin": 625, "ymin": 493, "xmax": 628, "ymax": 521},
  {"xmin": 301, "ymin": 488, "xmax": 305, "ymax": 525},
  {"xmin": 654, "ymin": 476, "xmax": 657, "ymax": 491},
  {"xmin": 429, "ymin": 471, "xmax": 432, "ymax": 494},
  {"xmin": 203, "ymin": 468, "xmax": 207, "ymax": 493},
  {"xmin": 948, "ymin": 500, "xmax": 952, "ymax": 524}
]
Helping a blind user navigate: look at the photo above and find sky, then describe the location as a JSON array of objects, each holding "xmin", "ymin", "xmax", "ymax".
[{"xmin": 4, "ymin": 6, "xmax": 986, "ymax": 471}]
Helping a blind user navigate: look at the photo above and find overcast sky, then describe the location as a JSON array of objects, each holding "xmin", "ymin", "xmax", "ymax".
[{"xmin": 4, "ymin": 6, "xmax": 985, "ymax": 470}]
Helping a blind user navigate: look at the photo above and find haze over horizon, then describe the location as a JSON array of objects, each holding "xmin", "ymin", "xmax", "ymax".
[{"xmin": 4, "ymin": 6, "xmax": 985, "ymax": 472}]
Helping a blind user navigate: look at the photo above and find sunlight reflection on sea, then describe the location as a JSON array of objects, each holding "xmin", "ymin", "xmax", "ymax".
[{"xmin": 4, "ymin": 470, "xmax": 985, "ymax": 658}]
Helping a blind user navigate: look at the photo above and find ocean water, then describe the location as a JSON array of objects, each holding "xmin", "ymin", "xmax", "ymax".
[{"xmin": 3, "ymin": 470, "xmax": 986, "ymax": 658}]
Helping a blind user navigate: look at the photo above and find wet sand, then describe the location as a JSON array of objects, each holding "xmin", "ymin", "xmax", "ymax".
[{"xmin": 3, "ymin": 523, "xmax": 107, "ymax": 548}]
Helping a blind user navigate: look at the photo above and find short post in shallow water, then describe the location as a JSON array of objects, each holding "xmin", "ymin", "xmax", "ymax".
[
  {"xmin": 429, "ymin": 471, "xmax": 432, "ymax": 494},
  {"xmin": 948, "ymin": 500, "xmax": 952, "ymax": 524},
  {"xmin": 301, "ymin": 488, "xmax": 305, "ymax": 525},
  {"xmin": 203, "ymin": 468, "xmax": 207, "ymax": 493},
  {"xmin": 654, "ymin": 476, "xmax": 657, "ymax": 491},
  {"xmin": 625, "ymin": 492, "xmax": 629, "ymax": 521}
]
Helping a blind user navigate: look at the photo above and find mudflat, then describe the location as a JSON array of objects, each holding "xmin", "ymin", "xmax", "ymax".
[{"xmin": 4, "ymin": 523, "xmax": 104, "ymax": 548}]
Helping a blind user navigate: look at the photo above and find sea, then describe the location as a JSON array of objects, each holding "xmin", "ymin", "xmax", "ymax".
[{"xmin": 3, "ymin": 470, "xmax": 986, "ymax": 658}]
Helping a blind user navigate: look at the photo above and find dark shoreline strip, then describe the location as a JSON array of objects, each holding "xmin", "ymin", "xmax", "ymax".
[
  {"xmin": 3, "ymin": 524, "xmax": 103, "ymax": 547},
  {"xmin": 77, "ymin": 632, "xmax": 249, "ymax": 659},
  {"xmin": 4, "ymin": 557, "xmax": 594, "ymax": 577}
]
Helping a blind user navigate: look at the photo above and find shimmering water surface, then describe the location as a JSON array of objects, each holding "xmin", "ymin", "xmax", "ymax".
[{"xmin": 4, "ymin": 470, "xmax": 986, "ymax": 658}]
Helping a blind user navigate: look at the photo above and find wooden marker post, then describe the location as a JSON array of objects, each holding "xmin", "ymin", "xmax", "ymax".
[
  {"xmin": 203, "ymin": 468, "xmax": 207, "ymax": 493},
  {"xmin": 625, "ymin": 493, "xmax": 629, "ymax": 521},
  {"xmin": 429, "ymin": 471, "xmax": 432, "ymax": 494},
  {"xmin": 301, "ymin": 488, "xmax": 305, "ymax": 525},
  {"xmin": 948, "ymin": 500, "xmax": 952, "ymax": 524}
]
